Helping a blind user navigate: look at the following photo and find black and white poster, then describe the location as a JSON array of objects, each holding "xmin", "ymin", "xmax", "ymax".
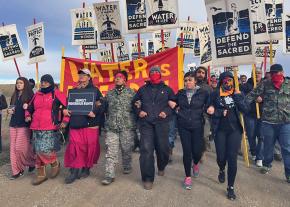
[
  {"xmin": 97, "ymin": 48, "xmax": 113, "ymax": 62},
  {"xmin": 94, "ymin": 1, "xmax": 123, "ymax": 44},
  {"xmin": 250, "ymin": 0, "xmax": 269, "ymax": 42},
  {"xmin": 128, "ymin": 40, "xmax": 146, "ymax": 60},
  {"xmin": 152, "ymin": 30, "xmax": 173, "ymax": 53},
  {"xmin": 194, "ymin": 28, "xmax": 200, "ymax": 57},
  {"xmin": 26, "ymin": 22, "xmax": 46, "ymax": 64},
  {"xmin": 71, "ymin": 7, "xmax": 97, "ymax": 46},
  {"xmin": 68, "ymin": 89, "xmax": 96, "ymax": 115},
  {"xmin": 147, "ymin": 0, "xmax": 179, "ymax": 30},
  {"xmin": 283, "ymin": 13, "xmax": 290, "ymax": 54},
  {"xmin": 113, "ymin": 41, "xmax": 130, "ymax": 62},
  {"xmin": 265, "ymin": 0, "xmax": 284, "ymax": 40},
  {"xmin": 205, "ymin": 0, "xmax": 256, "ymax": 66},
  {"xmin": 176, "ymin": 21, "xmax": 197, "ymax": 53},
  {"xmin": 125, "ymin": 0, "xmax": 147, "ymax": 33},
  {"xmin": 197, "ymin": 23, "xmax": 212, "ymax": 67},
  {"xmin": 0, "ymin": 24, "xmax": 24, "ymax": 61},
  {"xmin": 146, "ymin": 39, "xmax": 155, "ymax": 56},
  {"xmin": 255, "ymin": 41, "xmax": 279, "ymax": 63}
]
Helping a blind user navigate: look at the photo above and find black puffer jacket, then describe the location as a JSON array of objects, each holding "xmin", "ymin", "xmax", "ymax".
[
  {"xmin": 175, "ymin": 87, "xmax": 210, "ymax": 129},
  {"xmin": 132, "ymin": 81, "xmax": 175, "ymax": 124}
]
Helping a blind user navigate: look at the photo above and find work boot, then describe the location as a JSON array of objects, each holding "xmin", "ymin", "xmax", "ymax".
[
  {"xmin": 143, "ymin": 181, "xmax": 153, "ymax": 190},
  {"xmin": 218, "ymin": 170, "xmax": 225, "ymax": 183},
  {"xmin": 65, "ymin": 168, "xmax": 80, "ymax": 184},
  {"xmin": 80, "ymin": 167, "xmax": 90, "ymax": 179},
  {"xmin": 50, "ymin": 160, "xmax": 60, "ymax": 178},
  {"xmin": 101, "ymin": 177, "xmax": 115, "ymax": 185},
  {"xmin": 32, "ymin": 166, "xmax": 48, "ymax": 185}
]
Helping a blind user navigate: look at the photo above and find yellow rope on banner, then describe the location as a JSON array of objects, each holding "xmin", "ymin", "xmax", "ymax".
[
  {"xmin": 252, "ymin": 64, "xmax": 260, "ymax": 119},
  {"xmin": 233, "ymin": 67, "xmax": 250, "ymax": 168}
]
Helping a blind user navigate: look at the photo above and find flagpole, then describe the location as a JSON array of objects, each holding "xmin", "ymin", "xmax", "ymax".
[
  {"xmin": 252, "ymin": 64, "xmax": 260, "ymax": 119},
  {"xmin": 270, "ymin": 41, "xmax": 273, "ymax": 65},
  {"xmin": 82, "ymin": 2, "xmax": 86, "ymax": 59},
  {"xmin": 2, "ymin": 22, "xmax": 21, "ymax": 77},
  {"xmin": 137, "ymin": 33, "xmax": 141, "ymax": 58},
  {"xmin": 161, "ymin": 29, "xmax": 165, "ymax": 51},
  {"xmin": 33, "ymin": 18, "xmax": 40, "ymax": 89},
  {"xmin": 208, "ymin": 66, "xmax": 211, "ymax": 85},
  {"xmin": 233, "ymin": 66, "xmax": 250, "ymax": 168},
  {"xmin": 263, "ymin": 46, "xmax": 268, "ymax": 77}
]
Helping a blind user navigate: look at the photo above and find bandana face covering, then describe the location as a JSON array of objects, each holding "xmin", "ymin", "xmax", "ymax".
[
  {"xmin": 149, "ymin": 72, "xmax": 161, "ymax": 84},
  {"xmin": 271, "ymin": 73, "xmax": 284, "ymax": 90},
  {"xmin": 115, "ymin": 73, "xmax": 126, "ymax": 82}
]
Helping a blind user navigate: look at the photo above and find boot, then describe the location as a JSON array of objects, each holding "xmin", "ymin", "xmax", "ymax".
[
  {"xmin": 65, "ymin": 168, "xmax": 80, "ymax": 184},
  {"xmin": 80, "ymin": 167, "xmax": 90, "ymax": 179},
  {"xmin": 50, "ymin": 160, "xmax": 60, "ymax": 178},
  {"xmin": 32, "ymin": 166, "xmax": 48, "ymax": 185},
  {"xmin": 168, "ymin": 148, "xmax": 173, "ymax": 163},
  {"xmin": 143, "ymin": 181, "xmax": 153, "ymax": 190}
]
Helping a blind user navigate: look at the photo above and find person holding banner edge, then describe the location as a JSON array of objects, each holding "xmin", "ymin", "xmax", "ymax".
[
  {"xmin": 63, "ymin": 68, "xmax": 104, "ymax": 184},
  {"xmin": 246, "ymin": 64, "xmax": 290, "ymax": 183},
  {"xmin": 132, "ymin": 66, "xmax": 175, "ymax": 190},
  {"xmin": 101, "ymin": 70, "xmax": 136, "ymax": 185},
  {"xmin": 207, "ymin": 71, "xmax": 249, "ymax": 200}
]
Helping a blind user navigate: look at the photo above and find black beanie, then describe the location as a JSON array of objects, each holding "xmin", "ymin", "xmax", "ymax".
[
  {"xmin": 40, "ymin": 74, "xmax": 54, "ymax": 86},
  {"xmin": 270, "ymin": 64, "xmax": 283, "ymax": 74}
]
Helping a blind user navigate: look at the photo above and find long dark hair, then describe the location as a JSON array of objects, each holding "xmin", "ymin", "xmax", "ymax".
[{"xmin": 10, "ymin": 77, "xmax": 34, "ymax": 105}]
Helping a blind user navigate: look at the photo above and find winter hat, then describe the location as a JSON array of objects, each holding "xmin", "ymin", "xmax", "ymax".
[
  {"xmin": 40, "ymin": 74, "xmax": 54, "ymax": 86},
  {"xmin": 270, "ymin": 64, "xmax": 283, "ymax": 74},
  {"xmin": 78, "ymin": 68, "xmax": 91, "ymax": 76},
  {"xmin": 218, "ymin": 71, "xmax": 234, "ymax": 87},
  {"xmin": 149, "ymin": 66, "xmax": 161, "ymax": 74}
]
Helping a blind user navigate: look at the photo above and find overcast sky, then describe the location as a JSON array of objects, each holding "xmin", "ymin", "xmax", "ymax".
[{"xmin": 0, "ymin": 0, "xmax": 289, "ymax": 83}]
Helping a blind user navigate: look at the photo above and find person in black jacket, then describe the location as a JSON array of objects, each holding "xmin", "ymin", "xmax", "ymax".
[
  {"xmin": 0, "ymin": 90, "xmax": 8, "ymax": 153},
  {"xmin": 63, "ymin": 68, "xmax": 104, "ymax": 184},
  {"xmin": 8, "ymin": 77, "xmax": 35, "ymax": 179},
  {"xmin": 207, "ymin": 71, "xmax": 249, "ymax": 201},
  {"xmin": 175, "ymin": 71, "xmax": 210, "ymax": 190},
  {"xmin": 132, "ymin": 66, "xmax": 175, "ymax": 190}
]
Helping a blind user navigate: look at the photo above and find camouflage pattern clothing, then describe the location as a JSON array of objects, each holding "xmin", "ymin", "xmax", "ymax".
[
  {"xmin": 104, "ymin": 87, "xmax": 136, "ymax": 178},
  {"xmin": 246, "ymin": 78, "xmax": 290, "ymax": 124}
]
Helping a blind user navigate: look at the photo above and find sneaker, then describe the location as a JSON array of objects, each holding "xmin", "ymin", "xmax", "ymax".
[
  {"xmin": 183, "ymin": 177, "xmax": 192, "ymax": 190},
  {"xmin": 218, "ymin": 170, "xmax": 225, "ymax": 183},
  {"xmin": 193, "ymin": 164, "xmax": 199, "ymax": 178},
  {"xmin": 256, "ymin": 160, "xmax": 263, "ymax": 168},
  {"xmin": 143, "ymin": 181, "xmax": 153, "ymax": 190},
  {"xmin": 227, "ymin": 186, "xmax": 236, "ymax": 200},
  {"xmin": 274, "ymin": 154, "xmax": 282, "ymax": 162},
  {"xmin": 10, "ymin": 171, "xmax": 24, "ymax": 180},
  {"xmin": 251, "ymin": 155, "xmax": 256, "ymax": 161},
  {"xmin": 101, "ymin": 177, "xmax": 115, "ymax": 185},
  {"xmin": 260, "ymin": 166, "xmax": 270, "ymax": 174}
]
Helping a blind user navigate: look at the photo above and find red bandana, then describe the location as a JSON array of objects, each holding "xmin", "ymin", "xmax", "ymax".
[{"xmin": 271, "ymin": 73, "xmax": 284, "ymax": 90}]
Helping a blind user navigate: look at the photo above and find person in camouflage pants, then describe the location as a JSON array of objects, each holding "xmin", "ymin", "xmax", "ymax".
[
  {"xmin": 102, "ymin": 71, "xmax": 136, "ymax": 185},
  {"xmin": 246, "ymin": 64, "xmax": 290, "ymax": 183}
]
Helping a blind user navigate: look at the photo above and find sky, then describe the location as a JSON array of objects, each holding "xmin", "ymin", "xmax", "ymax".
[{"xmin": 0, "ymin": 0, "xmax": 289, "ymax": 83}]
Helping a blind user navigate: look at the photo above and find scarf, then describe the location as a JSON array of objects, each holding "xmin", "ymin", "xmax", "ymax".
[{"xmin": 40, "ymin": 85, "xmax": 54, "ymax": 94}]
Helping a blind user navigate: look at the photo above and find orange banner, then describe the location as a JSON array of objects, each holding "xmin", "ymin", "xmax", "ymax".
[{"xmin": 60, "ymin": 47, "xmax": 184, "ymax": 95}]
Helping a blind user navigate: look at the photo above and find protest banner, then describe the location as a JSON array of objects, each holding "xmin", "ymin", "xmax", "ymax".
[
  {"xmin": 129, "ymin": 39, "xmax": 146, "ymax": 60},
  {"xmin": 197, "ymin": 23, "xmax": 212, "ymax": 67},
  {"xmin": 283, "ymin": 13, "xmax": 290, "ymax": 54},
  {"xmin": 113, "ymin": 41, "xmax": 130, "ymax": 62},
  {"xmin": 124, "ymin": 0, "xmax": 147, "ymax": 33},
  {"xmin": 176, "ymin": 21, "xmax": 197, "ymax": 53},
  {"xmin": 265, "ymin": 0, "xmax": 284, "ymax": 40}
]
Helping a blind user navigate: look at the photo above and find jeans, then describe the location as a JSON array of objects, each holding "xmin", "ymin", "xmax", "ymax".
[
  {"xmin": 261, "ymin": 122, "xmax": 290, "ymax": 177},
  {"xmin": 168, "ymin": 115, "xmax": 177, "ymax": 149},
  {"xmin": 244, "ymin": 115, "xmax": 264, "ymax": 160},
  {"xmin": 139, "ymin": 121, "xmax": 170, "ymax": 182},
  {"xmin": 214, "ymin": 129, "xmax": 242, "ymax": 187},
  {"xmin": 178, "ymin": 126, "xmax": 204, "ymax": 177}
]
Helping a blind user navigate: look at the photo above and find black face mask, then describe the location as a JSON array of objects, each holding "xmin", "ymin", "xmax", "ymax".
[{"xmin": 40, "ymin": 85, "xmax": 54, "ymax": 94}]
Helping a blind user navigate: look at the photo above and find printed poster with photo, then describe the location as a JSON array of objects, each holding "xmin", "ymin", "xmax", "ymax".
[
  {"xmin": 152, "ymin": 30, "xmax": 173, "ymax": 53},
  {"xmin": 124, "ymin": 0, "xmax": 147, "ymax": 34},
  {"xmin": 147, "ymin": 0, "xmax": 179, "ymax": 30},
  {"xmin": 0, "ymin": 24, "xmax": 24, "ymax": 61},
  {"xmin": 146, "ymin": 39, "xmax": 155, "ymax": 56},
  {"xmin": 26, "ymin": 22, "xmax": 46, "ymax": 64},
  {"xmin": 265, "ymin": 0, "xmax": 284, "ymax": 40},
  {"xmin": 93, "ymin": 1, "xmax": 123, "ymax": 43},
  {"xmin": 205, "ymin": 0, "xmax": 256, "ymax": 67},
  {"xmin": 113, "ymin": 41, "xmax": 130, "ymax": 62},
  {"xmin": 250, "ymin": 0, "xmax": 269, "ymax": 42},
  {"xmin": 194, "ymin": 28, "xmax": 200, "ymax": 57},
  {"xmin": 71, "ymin": 7, "xmax": 97, "ymax": 46},
  {"xmin": 283, "ymin": 13, "xmax": 290, "ymax": 54},
  {"xmin": 197, "ymin": 23, "xmax": 212, "ymax": 67}
]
